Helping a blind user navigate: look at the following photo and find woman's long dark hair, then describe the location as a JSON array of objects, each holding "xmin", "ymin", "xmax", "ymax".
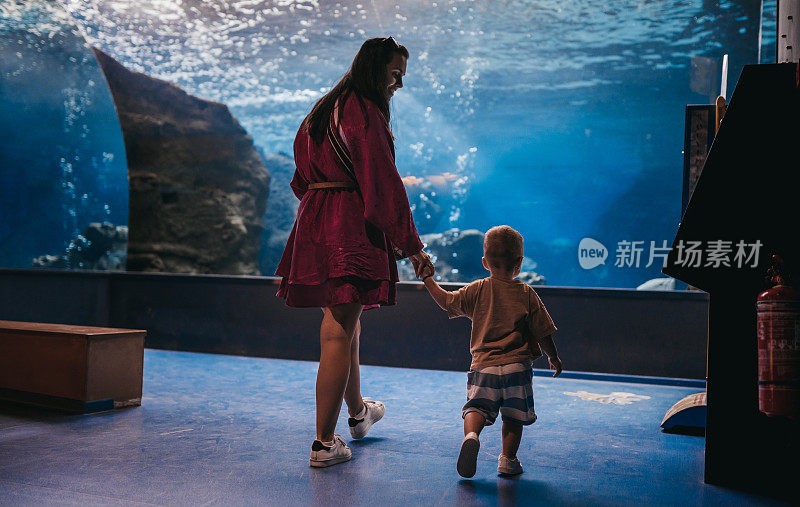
[{"xmin": 306, "ymin": 37, "xmax": 408, "ymax": 144}]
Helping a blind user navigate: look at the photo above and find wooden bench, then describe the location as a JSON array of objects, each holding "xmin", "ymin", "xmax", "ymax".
[{"xmin": 0, "ymin": 320, "xmax": 146, "ymax": 413}]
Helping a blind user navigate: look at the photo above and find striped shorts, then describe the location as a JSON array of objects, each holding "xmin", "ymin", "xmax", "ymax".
[{"xmin": 462, "ymin": 362, "xmax": 537, "ymax": 426}]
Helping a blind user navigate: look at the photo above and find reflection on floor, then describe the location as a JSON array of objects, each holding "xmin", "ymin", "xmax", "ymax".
[{"xmin": 0, "ymin": 350, "xmax": 783, "ymax": 505}]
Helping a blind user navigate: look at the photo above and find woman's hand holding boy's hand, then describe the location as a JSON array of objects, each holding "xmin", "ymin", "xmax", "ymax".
[
  {"xmin": 418, "ymin": 257, "xmax": 448, "ymax": 310},
  {"xmin": 409, "ymin": 250, "xmax": 432, "ymax": 277},
  {"xmin": 548, "ymin": 356, "xmax": 562, "ymax": 377},
  {"xmin": 419, "ymin": 260, "xmax": 435, "ymax": 279}
]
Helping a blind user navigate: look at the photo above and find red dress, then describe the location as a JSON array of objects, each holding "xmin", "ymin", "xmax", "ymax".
[{"xmin": 275, "ymin": 93, "xmax": 424, "ymax": 308}]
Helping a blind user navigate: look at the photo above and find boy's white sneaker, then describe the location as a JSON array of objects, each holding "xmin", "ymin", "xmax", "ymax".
[
  {"xmin": 309, "ymin": 434, "xmax": 352, "ymax": 468},
  {"xmin": 348, "ymin": 398, "xmax": 385, "ymax": 440},
  {"xmin": 497, "ymin": 454, "xmax": 523, "ymax": 475},
  {"xmin": 457, "ymin": 432, "xmax": 480, "ymax": 478}
]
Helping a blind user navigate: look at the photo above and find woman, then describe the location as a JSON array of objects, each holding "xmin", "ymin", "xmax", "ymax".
[{"xmin": 275, "ymin": 36, "xmax": 432, "ymax": 467}]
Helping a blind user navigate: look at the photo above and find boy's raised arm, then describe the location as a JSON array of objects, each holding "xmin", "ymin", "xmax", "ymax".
[
  {"xmin": 423, "ymin": 274, "xmax": 452, "ymax": 311},
  {"xmin": 422, "ymin": 267, "xmax": 477, "ymax": 318}
]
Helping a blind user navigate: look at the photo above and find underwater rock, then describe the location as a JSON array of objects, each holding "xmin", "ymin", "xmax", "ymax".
[
  {"xmin": 424, "ymin": 228, "xmax": 484, "ymax": 280},
  {"xmin": 637, "ymin": 277, "xmax": 676, "ymax": 291},
  {"xmin": 31, "ymin": 255, "xmax": 67, "ymax": 270},
  {"xmin": 32, "ymin": 222, "xmax": 127, "ymax": 271},
  {"xmin": 256, "ymin": 149, "xmax": 298, "ymax": 276},
  {"xmin": 398, "ymin": 228, "xmax": 546, "ymax": 284},
  {"xmin": 92, "ymin": 48, "xmax": 269, "ymax": 275}
]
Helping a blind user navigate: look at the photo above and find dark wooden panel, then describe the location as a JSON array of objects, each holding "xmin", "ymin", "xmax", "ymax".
[
  {"xmin": 0, "ymin": 269, "xmax": 708, "ymax": 379},
  {"xmin": 0, "ymin": 319, "xmax": 145, "ymax": 408},
  {"xmin": 663, "ymin": 63, "xmax": 800, "ymax": 498},
  {"xmin": 0, "ymin": 320, "xmax": 145, "ymax": 336},
  {"xmin": 0, "ymin": 331, "xmax": 87, "ymax": 399},
  {"xmin": 86, "ymin": 334, "xmax": 145, "ymax": 405}
]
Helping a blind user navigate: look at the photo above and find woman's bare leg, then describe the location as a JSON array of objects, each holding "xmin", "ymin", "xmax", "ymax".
[
  {"xmin": 316, "ymin": 303, "xmax": 362, "ymax": 442},
  {"xmin": 343, "ymin": 319, "xmax": 365, "ymax": 417}
]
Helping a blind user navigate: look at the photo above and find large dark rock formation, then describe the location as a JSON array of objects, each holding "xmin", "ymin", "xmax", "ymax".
[{"xmin": 92, "ymin": 48, "xmax": 269, "ymax": 275}]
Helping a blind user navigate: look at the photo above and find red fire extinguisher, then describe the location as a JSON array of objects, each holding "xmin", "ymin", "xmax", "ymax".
[{"xmin": 756, "ymin": 255, "xmax": 800, "ymax": 420}]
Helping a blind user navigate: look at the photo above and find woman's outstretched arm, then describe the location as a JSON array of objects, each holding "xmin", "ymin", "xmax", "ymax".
[{"xmin": 344, "ymin": 98, "xmax": 423, "ymax": 257}]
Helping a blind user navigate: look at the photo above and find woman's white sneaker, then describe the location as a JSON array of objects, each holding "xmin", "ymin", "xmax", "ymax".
[
  {"xmin": 310, "ymin": 434, "xmax": 352, "ymax": 468},
  {"xmin": 348, "ymin": 398, "xmax": 385, "ymax": 439}
]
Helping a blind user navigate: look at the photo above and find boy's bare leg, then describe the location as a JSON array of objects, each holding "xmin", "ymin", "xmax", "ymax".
[
  {"xmin": 464, "ymin": 411, "xmax": 486, "ymax": 436},
  {"xmin": 343, "ymin": 319, "xmax": 365, "ymax": 417},
  {"xmin": 316, "ymin": 303, "xmax": 362, "ymax": 443},
  {"xmin": 501, "ymin": 422, "xmax": 523, "ymax": 459}
]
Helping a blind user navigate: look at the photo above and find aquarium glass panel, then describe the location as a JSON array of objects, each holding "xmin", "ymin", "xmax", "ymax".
[
  {"xmin": 37, "ymin": 1, "xmax": 769, "ymax": 286},
  {"xmin": 759, "ymin": 0, "xmax": 777, "ymax": 64},
  {"xmin": 0, "ymin": 0, "xmax": 128, "ymax": 271}
]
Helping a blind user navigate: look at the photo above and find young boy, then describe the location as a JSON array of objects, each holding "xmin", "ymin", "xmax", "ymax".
[{"xmin": 420, "ymin": 225, "xmax": 562, "ymax": 478}]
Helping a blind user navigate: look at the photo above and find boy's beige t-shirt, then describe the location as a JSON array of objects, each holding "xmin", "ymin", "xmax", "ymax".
[{"xmin": 444, "ymin": 277, "xmax": 557, "ymax": 370}]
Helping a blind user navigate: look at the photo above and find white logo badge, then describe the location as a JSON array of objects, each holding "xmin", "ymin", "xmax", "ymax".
[{"xmin": 578, "ymin": 238, "xmax": 607, "ymax": 270}]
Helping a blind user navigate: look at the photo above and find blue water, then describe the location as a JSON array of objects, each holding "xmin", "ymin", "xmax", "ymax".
[
  {"xmin": 0, "ymin": 0, "xmax": 128, "ymax": 268},
  {"xmin": 4, "ymin": 0, "xmax": 773, "ymax": 287}
]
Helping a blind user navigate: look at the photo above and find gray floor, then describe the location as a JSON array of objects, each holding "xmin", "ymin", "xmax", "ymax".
[{"xmin": 0, "ymin": 349, "xmax": 786, "ymax": 506}]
